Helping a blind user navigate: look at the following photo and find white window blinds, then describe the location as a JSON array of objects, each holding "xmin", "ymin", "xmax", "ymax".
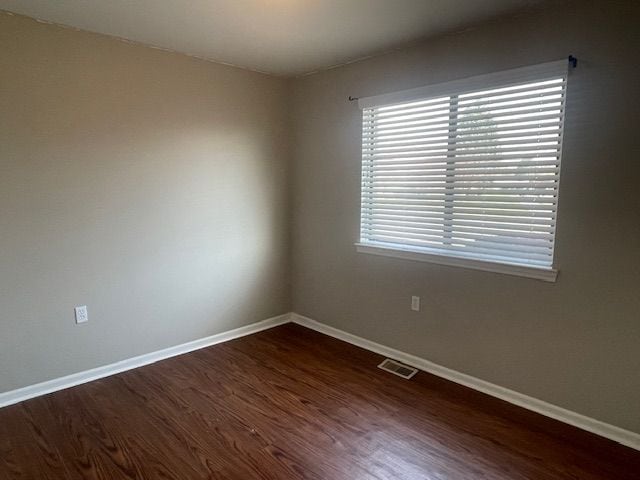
[{"xmin": 359, "ymin": 61, "xmax": 568, "ymax": 273}]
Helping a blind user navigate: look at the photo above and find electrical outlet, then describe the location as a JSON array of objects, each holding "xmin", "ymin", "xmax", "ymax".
[
  {"xmin": 75, "ymin": 305, "xmax": 88, "ymax": 324},
  {"xmin": 411, "ymin": 296, "xmax": 420, "ymax": 311}
]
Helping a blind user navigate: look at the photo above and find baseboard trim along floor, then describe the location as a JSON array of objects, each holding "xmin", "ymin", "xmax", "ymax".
[
  {"xmin": 0, "ymin": 313, "xmax": 291, "ymax": 409},
  {"xmin": 290, "ymin": 313, "xmax": 640, "ymax": 451},
  {"xmin": 1, "ymin": 311, "xmax": 638, "ymax": 451}
]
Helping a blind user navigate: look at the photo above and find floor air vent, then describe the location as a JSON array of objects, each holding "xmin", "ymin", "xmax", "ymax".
[{"xmin": 378, "ymin": 359, "xmax": 418, "ymax": 379}]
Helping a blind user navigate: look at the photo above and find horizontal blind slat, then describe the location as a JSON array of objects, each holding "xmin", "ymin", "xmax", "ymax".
[
  {"xmin": 363, "ymin": 160, "xmax": 560, "ymax": 173},
  {"xmin": 368, "ymin": 168, "xmax": 560, "ymax": 178},
  {"xmin": 363, "ymin": 187, "xmax": 559, "ymax": 195},
  {"xmin": 363, "ymin": 210, "xmax": 555, "ymax": 225},
  {"xmin": 361, "ymin": 221, "xmax": 555, "ymax": 238},
  {"xmin": 362, "ymin": 234, "xmax": 554, "ymax": 261},
  {"xmin": 363, "ymin": 121, "xmax": 563, "ymax": 141},
  {"xmin": 363, "ymin": 195, "xmax": 556, "ymax": 205},
  {"xmin": 362, "ymin": 231, "xmax": 554, "ymax": 254},
  {"xmin": 363, "ymin": 108, "xmax": 563, "ymax": 132},
  {"xmin": 366, "ymin": 153, "xmax": 559, "ymax": 165},
  {"xmin": 365, "ymin": 176, "xmax": 560, "ymax": 184},
  {"xmin": 363, "ymin": 207, "xmax": 556, "ymax": 218},
  {"xmin": 370, "ymin": 135, "xmax": 562, "ymax": 151}
]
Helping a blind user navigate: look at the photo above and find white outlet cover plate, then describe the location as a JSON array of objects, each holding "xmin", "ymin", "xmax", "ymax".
[
  {"xmin": 411, "ymin": 296, "xmax": 420, "ymax": 311},
  {"xmin": 75, "ymin": 305, "xmax": 88, "ymax": 324}
]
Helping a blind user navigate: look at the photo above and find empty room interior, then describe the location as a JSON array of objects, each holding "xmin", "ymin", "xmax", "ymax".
[{"xmin": 1, "ymin": 0, "xmax": 639, "ymax": 478}]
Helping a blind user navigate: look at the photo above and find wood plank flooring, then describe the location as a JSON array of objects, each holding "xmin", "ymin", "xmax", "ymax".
[{"xmin": 1, "ymin": 323, "xmax": 638, "ymax": 479}]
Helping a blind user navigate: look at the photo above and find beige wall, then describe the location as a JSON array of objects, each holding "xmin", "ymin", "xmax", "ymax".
[
  {"xmin": 290, "ymin": 0, "xmax": 640, "ymax": 434},
  {"xmin": 0, "ymin": 12, "xmax": 290, "ymax": 392}
]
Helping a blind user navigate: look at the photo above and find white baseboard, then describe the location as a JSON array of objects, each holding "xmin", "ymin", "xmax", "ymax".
[
  {"xmin": 3, "ymin": 311, "xmax": 638, "ymax": 452},
  {"xmin": 0, "ymin": 313, "xmax": 291, "ymax": 409},
  {"xmin": 291, "ymin": 313, "xmax": 640, "ymax": 451}
]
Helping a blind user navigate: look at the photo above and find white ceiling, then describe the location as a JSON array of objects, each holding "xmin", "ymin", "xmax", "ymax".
[{"xmin": 0, "ymin": 0, "xmax": 544, "ymax": 76}]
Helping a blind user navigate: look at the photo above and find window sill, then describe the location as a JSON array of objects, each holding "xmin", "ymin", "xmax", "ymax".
[{"xmin": 355, "ymin": 243, "xmax": 558, "ymax": 282}]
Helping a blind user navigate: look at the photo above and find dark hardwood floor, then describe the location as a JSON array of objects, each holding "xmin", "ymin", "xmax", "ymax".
[{"xmin": 1, "ymin": 323, "xmax": 638, "ymax": 479}]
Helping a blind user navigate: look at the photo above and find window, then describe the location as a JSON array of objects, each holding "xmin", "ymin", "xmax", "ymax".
[{"xmin": 357, "ymin": 61, "xmax": 570, "ymax": 281}]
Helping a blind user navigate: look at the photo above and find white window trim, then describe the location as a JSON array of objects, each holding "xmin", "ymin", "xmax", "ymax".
[
  {"xmin": 355, "ymin": 242, "xmax": 558, "ymax": 282},
  {"xmin": 356, "ymin": 60, "xmax": 570, "ymax": 282}
]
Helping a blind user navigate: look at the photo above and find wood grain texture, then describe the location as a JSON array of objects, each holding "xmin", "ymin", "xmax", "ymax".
[{"xmin": 1, "ymin": 323, "xmax": 638, "ymax": 479}]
